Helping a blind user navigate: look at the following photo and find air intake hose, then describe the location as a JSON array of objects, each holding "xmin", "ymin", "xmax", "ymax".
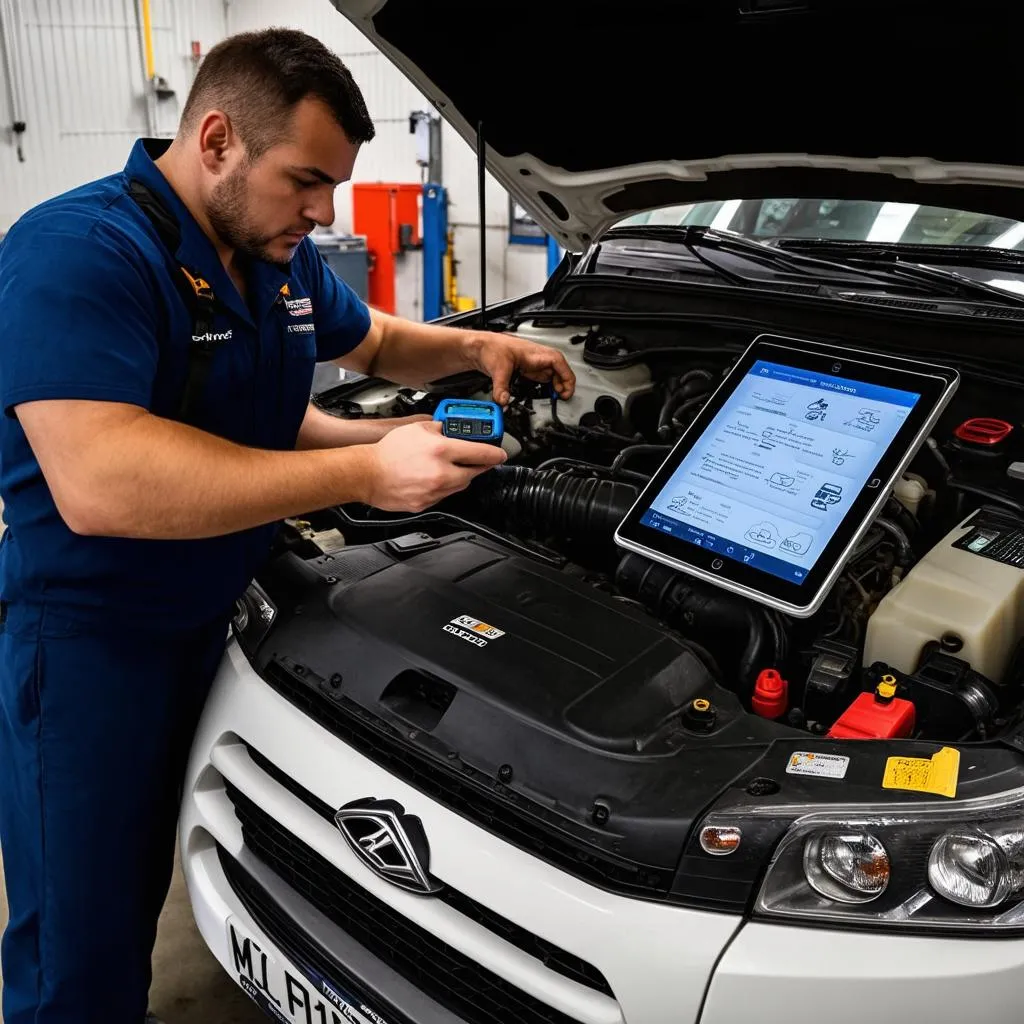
[
  {"xmin": 615, "ymin": 552, "xmax": 772, "ymax": 699},
  {"xmin": 470, "ymin": 466, "xmax": 638, "ymax": 545}
]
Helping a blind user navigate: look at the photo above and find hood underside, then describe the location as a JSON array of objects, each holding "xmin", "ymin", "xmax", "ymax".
[{"xmin": 331, "ymin": 0, "xmax": 1024, "ymax": 251}]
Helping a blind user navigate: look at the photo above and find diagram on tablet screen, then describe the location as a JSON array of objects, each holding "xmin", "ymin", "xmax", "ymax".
[{"xmin": 645, "ymin": 360, "xmax": 918, "ymax": 574}]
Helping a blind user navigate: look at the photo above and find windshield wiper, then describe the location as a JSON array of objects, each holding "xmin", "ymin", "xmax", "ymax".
[
  {"xmin": 770, "ymin": 237, "xmax": 1024, "ymax": 270},
  {"xmin": 767, "ymin": 238, "xmax": 1024, "ymax": 307},
  {"xmin": 600, "ymin": 225, "xmax": 989, "ymax": 297}
]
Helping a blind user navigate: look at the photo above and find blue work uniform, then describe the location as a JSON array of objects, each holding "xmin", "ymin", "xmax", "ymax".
[{"xmin": 0, "ymin": 138, "xmax": 371, "ymax": 1023}]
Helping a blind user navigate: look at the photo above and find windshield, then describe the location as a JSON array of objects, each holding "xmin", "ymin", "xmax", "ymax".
[{"xmin": 615, "ymin": 200, "xmax": 1024, "ymax": 250}]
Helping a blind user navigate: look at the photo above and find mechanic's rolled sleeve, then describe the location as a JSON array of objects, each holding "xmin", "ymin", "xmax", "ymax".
[
  {"xmin": 0, "ymin": 226, "xmax": 159, "ymax": 417},
  {"xmin": 302, "ymin": 238, "xmax": 372, "ymax": 362}
]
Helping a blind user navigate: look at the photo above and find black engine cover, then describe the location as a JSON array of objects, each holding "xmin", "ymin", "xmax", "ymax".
[{"xmin": 252, "ymin": 531, "xmax": 794, "ymax": 880}]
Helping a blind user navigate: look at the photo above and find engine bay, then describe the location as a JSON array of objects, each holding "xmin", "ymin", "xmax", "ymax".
[
  {"xmin": 227, "ymin": 313, "xmax": 1024, "ymax": 909},
  {"xmin": 291, "ymin": 317, "xmax": 1024, "ymax": 752}
]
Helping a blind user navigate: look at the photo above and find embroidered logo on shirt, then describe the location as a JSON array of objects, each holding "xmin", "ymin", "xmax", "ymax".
[
  {"xmin": 285, "ymin": 297, "xmax": 313, "ymax": 317},
  {"xmin": 192, "ymin": 329, "xmax": 233, "ymax": 343},
  {"xmin": 286, "ymin": 323, "xmax": 316, "ymax": 334}
]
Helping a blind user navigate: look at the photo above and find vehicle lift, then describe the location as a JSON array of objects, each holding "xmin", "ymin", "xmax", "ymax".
[{"xmin": 416, "ymin": 110, "xmax": 564, "ymax": 321}]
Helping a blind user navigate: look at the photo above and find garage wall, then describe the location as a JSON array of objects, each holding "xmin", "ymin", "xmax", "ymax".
[
  {"xmin": 0, "ymin": 0, "xmax": 548, "ymax": 311},
  {"xmin": 0, "ymin": 0, "xmax": 225, "ymax": 229}
]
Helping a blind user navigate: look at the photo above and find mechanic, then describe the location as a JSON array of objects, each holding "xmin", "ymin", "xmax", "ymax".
[{"xmin": 0, "ymin": 27, "xmax": 575, "ymax": 1024}]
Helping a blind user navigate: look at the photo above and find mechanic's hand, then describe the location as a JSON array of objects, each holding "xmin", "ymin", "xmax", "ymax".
[
  {"xmin": 468, "ymin": 332, "xmax": 575, "ymax": 407},
  {"xmin": 373, "ymin": 413, "xmax": 433, "ymax": 437},
  {"xmin": 364, "ymin": 420, "xmax": 507, "ymax": 512}
]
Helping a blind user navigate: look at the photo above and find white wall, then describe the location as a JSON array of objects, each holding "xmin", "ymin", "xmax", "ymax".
[
  {"xmin": 0, "ymin": 0, "xmax": 548, "ymax": 314},
  {"xmin": 0, "ymin": 0, "xmax": 225, "ymax": 228}
]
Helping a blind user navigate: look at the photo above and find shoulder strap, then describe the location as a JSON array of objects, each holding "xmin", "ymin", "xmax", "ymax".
[
  {"xmin": 127, "ymin": 178, "xmax": 182, "ymax": 253},
  {"xmin": 126, "ymin": 178, "xmax": 226, "ymax": 425}
]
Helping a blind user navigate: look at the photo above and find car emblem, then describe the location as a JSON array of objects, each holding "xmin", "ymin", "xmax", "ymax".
[{"xmin": 334, "ymin": 798, "xmax": 442, "ymax": 895}]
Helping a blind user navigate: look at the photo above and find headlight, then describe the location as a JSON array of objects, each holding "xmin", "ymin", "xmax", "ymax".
[
  {"xmin": 803, "ymin": 831, "xmax": 890, "ymax": 903},
  {"xmin": 928, "ymin": 828, "xmax": 1024, "ymax": 909},
  {"xmin": 232, "ymin": 580, "xmax": 277, "ymax": 655},
  {"xmin": 699, "ymin": 784, "xmax": 1024, "ymax": 934}
]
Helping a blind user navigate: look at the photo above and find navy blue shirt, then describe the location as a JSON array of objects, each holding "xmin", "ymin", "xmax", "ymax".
[{"xmin": 0, "ymin": 138, "xmax": 371, "ymax": 628}]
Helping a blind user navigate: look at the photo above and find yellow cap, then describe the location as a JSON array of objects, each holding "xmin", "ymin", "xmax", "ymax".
[
  {"xmin": 876, "ymin": 679, "xmax": 898, "ymax": 700},
  {"xmin": 693, "ymin": 698, "xmax": 711, "ymax": 712}
]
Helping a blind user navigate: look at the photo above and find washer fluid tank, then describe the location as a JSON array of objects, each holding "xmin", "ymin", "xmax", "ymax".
[{"xmin": 863, "ymin": 508, "xmax": 1024, "ymax": 685}]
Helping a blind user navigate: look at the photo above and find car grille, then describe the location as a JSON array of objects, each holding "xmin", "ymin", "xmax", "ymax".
[
  {"xmin": 263, "ymin": 660, "xmax": 672, "ymax": 900},
  {"xmin": 225, "ymin": 781, "xmax": 612, "ymax": 1024},
  {"xmin": 219, "ymin": 849, "xmax": 414, "ymax": 1024},
  {"xmin": 245, "ymin": 745, "xmax": 614, "ymax": 997}
]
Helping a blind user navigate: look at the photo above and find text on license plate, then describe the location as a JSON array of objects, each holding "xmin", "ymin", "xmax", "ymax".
[{"xmin": 228, "ymin": 917, "xmax": 393, "ymax": 1024}]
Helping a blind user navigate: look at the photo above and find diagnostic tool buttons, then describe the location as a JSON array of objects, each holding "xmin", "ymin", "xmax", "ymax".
[{"xmin": 433, "ymin": 399, "xmax": 504, "ymax": 446}]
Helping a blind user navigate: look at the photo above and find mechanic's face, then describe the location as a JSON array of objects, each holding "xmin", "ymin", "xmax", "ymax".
[{"xmin": 206, "ymin": 97, "xmax": 360, "ymax": 266}]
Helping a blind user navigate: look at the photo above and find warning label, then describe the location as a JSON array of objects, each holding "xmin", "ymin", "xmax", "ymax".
[
  {"xmin": 786, "ymin": 751, "xmax": 850, "ymax": 779},
  {"xmin": 882, "ymin": 746, "xmax": 960, "ymax": 798}
]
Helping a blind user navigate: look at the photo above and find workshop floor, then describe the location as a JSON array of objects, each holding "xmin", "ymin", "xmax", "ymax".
[{"xmin": 0, "ymin": 848, "xmax": 265, "ymax": 1023}]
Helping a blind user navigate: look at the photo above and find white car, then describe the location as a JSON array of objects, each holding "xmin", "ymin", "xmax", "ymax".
[{"xmin": 180, "ymin": 3, "xmax": 1024, "ymax": 1022}]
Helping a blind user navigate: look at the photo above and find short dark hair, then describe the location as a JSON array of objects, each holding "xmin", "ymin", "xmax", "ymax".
[{"xmin": 179, "ymin": 27, "xmax": 376, "ymax": 157}]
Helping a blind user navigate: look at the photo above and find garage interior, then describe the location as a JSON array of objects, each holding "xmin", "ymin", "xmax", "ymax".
[
  {"xmin": 0, "ymin": 0, "xmax": 555, "ymax": 324},
  {"xmin": 8, "ymin": 2, "xmax": 1024, "ymax": 1022}
]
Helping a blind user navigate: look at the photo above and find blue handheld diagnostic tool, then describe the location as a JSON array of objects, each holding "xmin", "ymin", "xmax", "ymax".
[{"xmin": 433, "ymin": 399, "xmax": 504, "ymax": 444}]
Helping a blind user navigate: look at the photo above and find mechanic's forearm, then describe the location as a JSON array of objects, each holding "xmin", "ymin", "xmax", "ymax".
[
  {"xmin": 295, "ymin": 402, "xmax": 409, "ymax": 450},
  {"xmin": 62, "ymin": 410, "xmax": 375, "ymax": 540},
  {"xmin": 360, "ymin": 308, "xmax": 479, "ymax": 387}
]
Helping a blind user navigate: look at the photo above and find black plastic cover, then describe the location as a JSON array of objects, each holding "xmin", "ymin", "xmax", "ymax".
[
  {"xmin": 252, "ymin": 532, "xmax": 794, "ymax": 886},
  {"xmin": 249, "ymin": 531, "xmax": 1024, "ymax": 911}
]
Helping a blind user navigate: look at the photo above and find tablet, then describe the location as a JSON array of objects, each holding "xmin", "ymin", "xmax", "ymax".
[{"xmin": 613, "ymin": 333, "xmax": 959, "ymax": 618}]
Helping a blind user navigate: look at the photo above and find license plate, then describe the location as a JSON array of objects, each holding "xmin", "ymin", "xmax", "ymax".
[{"xmin": 227, "ymin": 917, "xmax": 395, "ymax": 1024}]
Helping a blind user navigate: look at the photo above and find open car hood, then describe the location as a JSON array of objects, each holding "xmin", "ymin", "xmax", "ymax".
[{"xmin": 330, "ymin": 0, "xmax": 1024, "ymax": 252}]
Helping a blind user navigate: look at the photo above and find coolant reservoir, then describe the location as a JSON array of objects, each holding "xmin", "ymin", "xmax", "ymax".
[{"xmin": 863, "ymin": 509, "xmax": 1024, "ymax": 684}]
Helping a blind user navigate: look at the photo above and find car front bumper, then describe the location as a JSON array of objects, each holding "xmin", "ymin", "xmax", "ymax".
[{"xmin": 180, "ymin": 639, "xmax": 1024, "ymax": 1024}]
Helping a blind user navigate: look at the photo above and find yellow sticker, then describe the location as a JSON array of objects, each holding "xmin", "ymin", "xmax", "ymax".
[{"xmin": 882, "ymin": 747, "xmax": 960, "ymax": 798}]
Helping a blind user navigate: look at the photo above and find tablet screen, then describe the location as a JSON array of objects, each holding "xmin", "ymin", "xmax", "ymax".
[
  {"xmin": 638, "ymin": 360, "xmax": 920, "ymax": 582},
  {"xmin": 614, "ymin": 335, "xmax": 958, "ymax": 617}
]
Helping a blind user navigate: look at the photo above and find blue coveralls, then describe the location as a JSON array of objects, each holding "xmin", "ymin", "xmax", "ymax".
[{"xmin": 0, "ymin": 138, "xmax": 371, "ymax": 1023}]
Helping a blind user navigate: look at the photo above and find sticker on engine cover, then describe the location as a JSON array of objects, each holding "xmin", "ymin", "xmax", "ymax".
[
  {"xmin": 882, "ymin": 746, "xmax": 960, "ymax": 798},
  {"xmin": 786, "ymin": 751, "xmax": 850, "ymax": 779},
  {"xmin": 451, "ymin": 614, "xmax": 504, "ymax": 639},
  {"xmin": 443, "ymin": 614, "xmax": 505, "ymax": 646}
]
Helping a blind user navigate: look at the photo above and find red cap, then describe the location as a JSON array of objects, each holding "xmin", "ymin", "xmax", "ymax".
[
  {"xmin": 752, "ymin": 669, "xmax": 788, "ymax": 719},
  {"xmin": 953, "ymin": 418, "xmax": 1013, "ymax": 446}
]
